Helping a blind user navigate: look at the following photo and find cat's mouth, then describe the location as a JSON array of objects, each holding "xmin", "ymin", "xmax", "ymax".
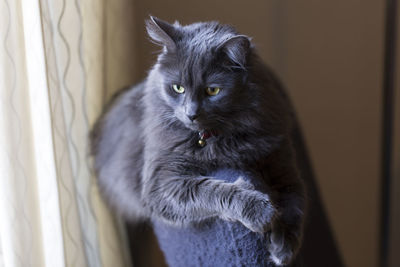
[
  {"xmin": 179, "ymin": 116, "xmax": 202, "ymax": 131},
  {"xmin": 185, "ymin": 121, "xmax": 202, "ymax": 131},
  {"xmin": 184, "ymin": 119, "xmax": 216, "ymax": 133},
  {"xmin": 178, "ymin": 113, "xmax": 221, "ymax": 133},
  {"xmin": 185, "ymin": 123, "xmax": 206, "ymax": 132},
  {"xmin": 183, "ymin": 118, "xmax": 225, "ymax": 136}
]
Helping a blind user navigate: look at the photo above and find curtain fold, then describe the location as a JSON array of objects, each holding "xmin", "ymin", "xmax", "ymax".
[{"xmin": 0, "ymin": 0, "xmax": 136, "ymax": 266}]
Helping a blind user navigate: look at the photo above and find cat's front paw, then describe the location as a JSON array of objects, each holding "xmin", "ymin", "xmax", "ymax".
[
  {"xmin": 268, "ymin": 225, "xmax": 300, "ymax": 266},
  {"xmin": 239, "ymin": 193, "xmax": 277, "ymax": 233},
  {"xmin": 233, "ymin": 177, "xmax": 256, "ymax": 191}
]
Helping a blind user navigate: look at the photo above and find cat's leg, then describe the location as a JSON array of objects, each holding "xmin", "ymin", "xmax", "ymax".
[
  {"xmin": 141, "ymin": 159, "xmax": 276, "ymax": 231},
  {"xmin": 265, "ymin": 139, "xmax": 306, "ymax": 266}
]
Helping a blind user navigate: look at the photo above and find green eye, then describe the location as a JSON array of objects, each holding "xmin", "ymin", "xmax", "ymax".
[
  {"xmin": 172, "ymin": 84, "xmax": 185, "ymax": 94},
  {"xmin": 206, "ymin": 87, "xmax": 221, "ymax": 96}
]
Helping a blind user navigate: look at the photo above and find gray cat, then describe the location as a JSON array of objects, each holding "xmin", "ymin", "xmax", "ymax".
[{"xmin": 90, "ymin": 17, "xmax": 305, "ymax": 266}]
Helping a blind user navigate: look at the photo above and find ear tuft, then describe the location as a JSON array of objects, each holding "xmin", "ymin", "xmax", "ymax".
[
  {"xmin": 145, "ymin": 16, "xmax": 179, "ymax": 51},
  {"xmin": 218, "ymin": 35, "xmax": 251, "ymax": 69}
]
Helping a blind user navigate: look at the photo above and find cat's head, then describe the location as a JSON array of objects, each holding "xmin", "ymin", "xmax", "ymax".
[{"xmin": 146, "ymin": 16, "xmax": 256, "ymax": 133}]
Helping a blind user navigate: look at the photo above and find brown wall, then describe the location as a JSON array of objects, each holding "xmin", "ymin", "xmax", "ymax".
[
  {"xmin": 130, "ymin": 1, "xmax": 386, "ymax": 266},
  {"xmin": 389, "ymin": 2, "xmax": 400, "ymax": 266}
]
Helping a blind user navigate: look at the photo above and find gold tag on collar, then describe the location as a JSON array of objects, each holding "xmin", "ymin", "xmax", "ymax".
[{"xmin": 198, "ymin": 138, "xmax": 206, "ymax": 147}]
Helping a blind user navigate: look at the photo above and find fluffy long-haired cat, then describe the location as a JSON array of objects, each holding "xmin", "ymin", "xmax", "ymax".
[{"xmin": 91, "ymin": 16, "xmax": 306, "ymax": 266}]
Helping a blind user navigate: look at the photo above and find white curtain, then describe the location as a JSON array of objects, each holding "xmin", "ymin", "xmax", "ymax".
[{"xmin": 0, "ymin": 0, "xmax": 137, "ymax": 266}]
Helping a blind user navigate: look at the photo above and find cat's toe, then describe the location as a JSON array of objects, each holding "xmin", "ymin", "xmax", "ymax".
[
  {"xmin": 234, "ymin": 177, "xmax": 255, "ymax": 190},
  {"xmin": 268, "ymin": 227, "xmax": 299, "ymax": 266},
  {"xmin": 269, "ymin": 248, "xmax": 293, "ymax": 266},
  {"xmin": 240, "ymin": 193, "xmax": 276, "ymax": 233}
]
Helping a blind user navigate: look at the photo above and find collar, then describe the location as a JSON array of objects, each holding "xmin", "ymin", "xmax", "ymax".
[{"xmin": 197, "ymin": 129, "xmax": 218, "ymax": 147}]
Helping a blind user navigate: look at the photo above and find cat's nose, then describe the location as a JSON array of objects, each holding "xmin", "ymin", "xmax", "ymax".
[
  {"xmin": 185, "ymin": 101, "xmax": 200, "ymax": 121},
  {"xmin": 187, "ymin": 114, "xmax": 198, "ymax": 122}
]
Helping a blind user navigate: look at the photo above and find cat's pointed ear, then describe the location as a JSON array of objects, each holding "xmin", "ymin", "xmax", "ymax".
[
  {"xmin": 218, "ymin": 35, "xmax": 251, "ymax": 69},
  {"xmin": 146, "ymin": 16, "xmax": 180, "ymax": 51}
]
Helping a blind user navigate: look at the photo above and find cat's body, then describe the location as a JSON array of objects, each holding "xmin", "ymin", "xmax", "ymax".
[{"xmin": 91, "ymin": 17, "xmax": 305, "ymax": 266}]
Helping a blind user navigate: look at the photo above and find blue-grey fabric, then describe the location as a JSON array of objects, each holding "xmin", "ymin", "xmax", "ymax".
[{"xmin": 152, "ymin": 169, "xmax": 274, "ymax": 267}]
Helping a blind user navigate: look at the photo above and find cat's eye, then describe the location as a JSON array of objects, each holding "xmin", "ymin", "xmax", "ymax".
[
  {"xmin": 206, "ymin": 87, "xmax": 221, "ymax": 96},
  {"xmin": 172, "ymin": 84, "xmax": 185, "ymax": 94}
]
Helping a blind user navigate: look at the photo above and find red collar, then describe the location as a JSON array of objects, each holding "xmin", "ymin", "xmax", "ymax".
[{"xmin": 198, "ymin": 130, "xmax": 218, "ymax": 147}]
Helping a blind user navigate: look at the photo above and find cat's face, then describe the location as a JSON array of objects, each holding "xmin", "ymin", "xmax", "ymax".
[
  {"xmin": 159, "ymin": 53, "xmax": 246, "ymax": 132},
  {"xmin": 147, "ymin": 17, "xmax": 252, "ymax": 133}
]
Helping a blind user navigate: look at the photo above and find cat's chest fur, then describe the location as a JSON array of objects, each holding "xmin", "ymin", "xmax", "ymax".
[{"xmin": 144, "ymin": 116, "xmax": 280, "ymax": 172}]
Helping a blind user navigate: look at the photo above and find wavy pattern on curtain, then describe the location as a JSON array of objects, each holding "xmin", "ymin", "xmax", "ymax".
[{"xmin": 0, "ymin": 0, "xmax": 137, "ymax": 266}]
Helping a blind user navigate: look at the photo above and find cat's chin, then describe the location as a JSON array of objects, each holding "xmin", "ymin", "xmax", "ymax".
[
  {"xmin": 184, "ymin": 123, "xmax": 202, "ymax": 132},
  {"xmin": 182, "ymin": 121, "xmax": 211, "ymax": 133},
  {"xmin": 180, "ymin": 119, "xmax": 220, "ymax": 133}
]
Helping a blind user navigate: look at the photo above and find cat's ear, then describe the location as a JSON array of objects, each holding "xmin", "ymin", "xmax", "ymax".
[
  {"xmin": 218, "ymin": 35, "xmax": 251, "ymax": 69},
  {"xmin": 146, "ymin": 16, "xmax": 180, "ymax": 51}
]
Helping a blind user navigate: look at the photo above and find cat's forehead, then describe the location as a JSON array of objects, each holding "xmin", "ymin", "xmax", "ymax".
[
  {"xmin": 178, "ymin": 22, "xmax": 238, "ymax": 52},
  {"xmin": 156, "ymin": 21, "xmax": 247, "ymax": 86}
]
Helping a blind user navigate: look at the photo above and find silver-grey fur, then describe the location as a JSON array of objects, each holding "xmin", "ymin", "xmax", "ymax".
[{"xmin": 90, "ymin": 17, "xmax": 306, "ymax": 266}]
